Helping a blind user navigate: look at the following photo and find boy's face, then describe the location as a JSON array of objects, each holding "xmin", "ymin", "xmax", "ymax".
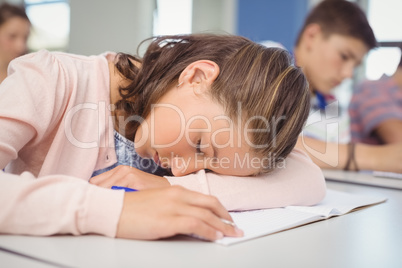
[{"xmin": 301, "ymin": 33, "xmax": 369, "ymax": 94}]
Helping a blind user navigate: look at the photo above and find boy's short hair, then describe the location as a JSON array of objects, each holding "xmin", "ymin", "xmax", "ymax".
[
  {"xmin": 295, "ymin": 0, "xmax": 377, "ymax": 49},
  {"xmin": 399, "ymin": 44, "xmax": 402, "ymax": 67}
]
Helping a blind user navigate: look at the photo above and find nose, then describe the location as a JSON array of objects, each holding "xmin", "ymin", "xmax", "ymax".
[
  {"xmin": 341, "ymin": 62, "xmax": 354, "ymax": 80},
  {"xmin": 170, "ymin": 154, "xmax": 208, "ymax": 176}
]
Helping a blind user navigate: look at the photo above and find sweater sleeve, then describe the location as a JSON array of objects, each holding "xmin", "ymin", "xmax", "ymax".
[
  {"xmin": 0, "ymin": 51, "xmax": 124, "ymax": 237},
  {"xmin": 0, "ymin": 50, "xmax": 65, "ymax": 169},
  {"xmin": 165, "ymin": 149, "xmax": 326, "ymax": 211},
  {"xmin": 0, "ymin": 170, "xmax": 124, "ymax": 237}
]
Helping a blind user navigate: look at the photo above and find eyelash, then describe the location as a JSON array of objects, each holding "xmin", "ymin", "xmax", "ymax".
[
  {"xmin": 340, "ymin": 53, "xmax": 349, "ymax": 61},
  {"xmin": 196, "ymin": 139, "xmax": 203, "ymax": 154}
]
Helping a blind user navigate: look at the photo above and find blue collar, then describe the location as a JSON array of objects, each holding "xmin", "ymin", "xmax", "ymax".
[{"xmin": 315, "ymin": 91, "xmax": 327, "ymax": 110}]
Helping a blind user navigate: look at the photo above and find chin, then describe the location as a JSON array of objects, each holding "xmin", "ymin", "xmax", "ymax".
[{"xmin": 316, "ymin": 86, "xmax": 333, "ymax": 95}]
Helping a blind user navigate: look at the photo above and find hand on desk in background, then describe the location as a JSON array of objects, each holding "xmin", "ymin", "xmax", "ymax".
[
  {"xmin": 89, "ymin": 165, "xmax": 170, "ymax": 190},
  {"xmin": 372, "ymin": 142, "xmax": 402, "ymax": 173}
]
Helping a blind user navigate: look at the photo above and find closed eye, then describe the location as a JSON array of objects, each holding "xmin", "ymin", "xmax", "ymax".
[
  {"xmin": 340, "ymin": 52, "xmax": 350, "ymax": 61},
  {"xmin": 196, "ymin": 139, "xmax": 204, "ymax": 155}
]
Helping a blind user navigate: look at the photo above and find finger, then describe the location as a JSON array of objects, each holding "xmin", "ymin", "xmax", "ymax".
[
  {"xmin": 97, "ymin": 171, "xmax": 124, "ymax": 188},
  {"xmin": 89, "ymin": 168, "xmax": 114, "ymax": 185},
  {"xmin": 177, "ymin": 204, "xmax": 243, "ymax": 238},
  {"xmin": 169, "ymin": 186, "xmax": 234, "ymax": 222},
  {"xmin": 96, "ymin": 166, "xmax": 133, "ymax": 188},
  {"xmin": 89, "ymin": 165, "xmax": 131, "ymax": 185},
  {"xmin": 171, "ymin": 216, "xmax": 225, "ymax": 241}
]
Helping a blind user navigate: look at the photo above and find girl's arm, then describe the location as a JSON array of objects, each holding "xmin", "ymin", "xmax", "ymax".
[
  {"xmin": 0, "ymin": 171, "xmax": 124, "ymax": 237},
  {"xmin": 0, "ymin": 51, "xmax": 121, "ymax": 237},
  {"xmin": 0, "ymin": 171, "xmax": 240, "ymax": 240}
]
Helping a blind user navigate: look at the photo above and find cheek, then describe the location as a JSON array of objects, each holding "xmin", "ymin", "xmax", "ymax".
[
  {"xmin": 0, "ymin": 36, "xmax": 7, "ymax": 49},
  {"xmin": 152, "ymin": 109, "xmax": 186, "ymax": 147},
  {"xmin": 312, "ymin": 52, "xmax": 336, "ymax": 81},
  {"xmin": 134, "ymin": 123, "xmax": 146, "ymax": 148},
  {"xmin": 0, "ymin": 35, "xmax": 13, "ymax": 47},
  {"xmin": 328, "ymin": 55, "xmax": 342, "ymax": 69},
  {"xmin": 156, "ymin": 135, "xmax": 189, "ymax": 157},
  {"xmin": 321, "ymin": 47, "xmax": 342, "ymax": 71},
  {"xmin": 0, "ymin": 38, "xmax": 17, "ymax": 57}
]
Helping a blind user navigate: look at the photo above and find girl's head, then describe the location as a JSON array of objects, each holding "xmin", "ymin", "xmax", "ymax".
[
  {"xmin": 0, "ymin": 3, "xmax": 30, "ymax": 65},
  {"xmin": 115, "ymin": 34, "xmax": 309, "ymax": 176}
]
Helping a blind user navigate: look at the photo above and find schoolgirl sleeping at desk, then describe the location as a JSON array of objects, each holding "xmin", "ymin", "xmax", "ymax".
[{"xmin": 0, "ymin": 34, "xmax": 325, "ymax": 241}]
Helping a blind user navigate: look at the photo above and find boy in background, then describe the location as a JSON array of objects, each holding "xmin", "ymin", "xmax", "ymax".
[
  {"xmin": 349, "ymin": 44, "xmax": 402, "ymax": 145},
  {"xmin": 293, "ymin": 0, "xmax": 402, "ymax": 173}
]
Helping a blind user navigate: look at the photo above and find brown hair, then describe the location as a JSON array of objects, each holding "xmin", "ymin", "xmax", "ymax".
[
  {"xmin": 295, "ymin": 0, "xmax": 377, "ymax": 49},
  {"xmin": 0, "ymin": 3, "xmax": 30, "ymax": 26},
  {"xmin": 115, "ymin": 34, "xmax": 310, "ymax": 173}
]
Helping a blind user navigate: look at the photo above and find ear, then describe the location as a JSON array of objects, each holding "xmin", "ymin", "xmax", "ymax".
[
  {"xmin": 178, "ymin": 60, "xmax": 220, "ymax": 95},
  {"xmin": 302, "ymin": 23, "xmax": 323, "ymax": 49}
]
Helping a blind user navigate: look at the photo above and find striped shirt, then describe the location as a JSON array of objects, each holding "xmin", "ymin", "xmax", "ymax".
[{"xmin": 349, "ymin": 75, "xmax": 402, "ymax": 144}]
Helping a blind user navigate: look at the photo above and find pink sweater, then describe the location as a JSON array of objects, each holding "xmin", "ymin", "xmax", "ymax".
[{"xmin": 0, "ymin": 50, "xmax": 326, "ymax": 238}]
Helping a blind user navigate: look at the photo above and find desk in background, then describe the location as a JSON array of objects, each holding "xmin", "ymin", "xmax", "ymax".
[
  {"xmin": 0, "ymin": 179, "xmax": 401, "ymax": 268},
  {"xmin": 323, "ymin": 169, "xmax": 402, "ymax": 189}
]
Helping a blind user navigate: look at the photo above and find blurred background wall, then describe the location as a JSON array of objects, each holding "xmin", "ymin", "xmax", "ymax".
[
  {"xmin": 236, "ymin": 0, "xmax": 308, "ymax": 51},
  {"xmin": 1, "ymin": 0, "xmax": 401, "ymax": 91}
]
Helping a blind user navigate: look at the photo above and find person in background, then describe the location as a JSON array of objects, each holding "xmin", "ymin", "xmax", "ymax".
[
  {"xmin": 349, "ymin": 44, "xmax": 402, "ymax": 145},
  {"xmin": 293, "ymin": 0, "xmax": 402, "ymax": 173},
  {"xmin": 0, "ymin": 2, "xmax": 30, "ymax": 83}
]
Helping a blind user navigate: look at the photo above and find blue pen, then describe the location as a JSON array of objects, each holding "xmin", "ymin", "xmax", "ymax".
[{"xmin": 111, "ymin": 186, "xmax": 138, "ymax": 192}]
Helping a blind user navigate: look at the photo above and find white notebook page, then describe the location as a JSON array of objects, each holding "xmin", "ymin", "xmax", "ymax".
[{"xmin": 215, "ymin": 189, "xmax": 386, "ymax": 246}]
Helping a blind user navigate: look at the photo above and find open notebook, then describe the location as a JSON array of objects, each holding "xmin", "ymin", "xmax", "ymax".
[{"xmin": 215, "ymin": 189, "xmax": 386, "ymax": 246}]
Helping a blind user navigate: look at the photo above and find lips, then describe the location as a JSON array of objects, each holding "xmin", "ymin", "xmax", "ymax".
[{"xmin": 153, "ymin": 151, "xmax": 161, "ymax": 166}]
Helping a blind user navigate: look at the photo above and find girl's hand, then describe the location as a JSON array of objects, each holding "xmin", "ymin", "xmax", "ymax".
[
  {"xmin": 89, "ymin": 165, "xmax": 170, "ymax": 190},
  {"xmin": 116, "ymin": 186, "xmax": 243, "ymax": 241}
]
